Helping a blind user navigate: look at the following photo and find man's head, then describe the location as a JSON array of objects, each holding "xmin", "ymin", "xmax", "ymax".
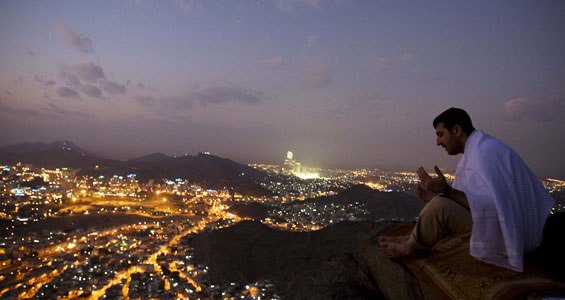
[{"xmin": 433, "ymin": 107, "xmax": 475, "ymax": 155}]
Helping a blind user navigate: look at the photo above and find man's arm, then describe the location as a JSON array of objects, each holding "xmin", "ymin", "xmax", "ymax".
[
  {"xmin": 417, "ymin": 166, "xmax": 470, "ymax": 210},
  {"xmin": 440, "ymin": 186, "xmax": 469, "ymax": 210}
]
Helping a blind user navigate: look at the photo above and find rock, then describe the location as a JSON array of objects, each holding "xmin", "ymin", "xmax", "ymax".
[
  {"xmin": 191, "ymin": 220, "xmax": 436, "ymax": 299},
  {"xmin": 358, "ymin": 222, "xmax": 437, "ymax": 300}
]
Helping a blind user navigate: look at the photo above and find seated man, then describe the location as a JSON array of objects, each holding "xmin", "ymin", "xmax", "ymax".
[{"xmin": 379, "ymin": 107, "xmax": 554, "ymax": 272}]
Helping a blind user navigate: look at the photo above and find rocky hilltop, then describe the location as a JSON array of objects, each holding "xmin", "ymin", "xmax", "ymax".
[{"xmin": 191, "ymin": 220, "xmax": 433, "ymax": 299}]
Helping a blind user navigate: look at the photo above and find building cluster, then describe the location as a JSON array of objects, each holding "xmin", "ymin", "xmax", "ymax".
[
  {"xmin": 265, "ymin": 201, "xmax": 370, "ymax": 231},
  {"xmin": 259, "ymin": 174, "xmax": 350, "ymax": 202},
  {"xmin": 0, "ymin": 164, "xmax": 242, "ymax": 228},
  {"xmin": 0, "ymin": 205, "xmax": 278, "ymax": 299}
]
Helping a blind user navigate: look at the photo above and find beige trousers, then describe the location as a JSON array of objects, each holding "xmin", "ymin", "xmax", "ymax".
[{"xmin": 407, "ymin": 195, "xmax": 473, "ymax": 250}]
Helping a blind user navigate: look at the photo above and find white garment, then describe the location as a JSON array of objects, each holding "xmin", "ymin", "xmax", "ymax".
[{"xmin": 453, "ymin": 130, "xmax": 554, "ymax": 271}]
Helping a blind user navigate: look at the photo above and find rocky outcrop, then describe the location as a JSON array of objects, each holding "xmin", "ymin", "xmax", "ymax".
[
  {"xmin": 191, "ymin": 220, "xmax": 435, "ymax": 299},
  {"xmin": 359, "ymin": 226, "xmax": 437, "ymax": 300},
  {"xmin": 191, "ymin": 214, "xmax": 565, "ymax": 299}
]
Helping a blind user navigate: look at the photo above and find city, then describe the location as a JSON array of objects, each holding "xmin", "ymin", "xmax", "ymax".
[{"xmin": 1, "ymin": 152, "xmax": 564, "ymax": 299}]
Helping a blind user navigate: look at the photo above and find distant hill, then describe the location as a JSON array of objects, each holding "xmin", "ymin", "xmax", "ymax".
[
  {"xmin": 300, "ymin": 184, "xmax": 423, "ymax": 221},
  {"xmin": 0, "ymin": 141, "xmax": 270, "ymax": 196},
  {"xmin": 0, "ymin": 141, "xmax": 88, "ymax": 154},
  {"xmin": 0, "ymin": 141, "xmax": 114, "ymax": 169},
  {"xmin": 228, "ymin": 184, "xmax": 423, "ymax": 222},
  {"xmin": 127, "ymin": 152, "xmax": 172, "ymax": 164}
]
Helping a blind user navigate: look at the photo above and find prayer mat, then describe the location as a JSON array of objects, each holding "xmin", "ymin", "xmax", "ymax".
[{"xmin": 382, "ymin": 223, "xmax": 565, "ymax": 300}]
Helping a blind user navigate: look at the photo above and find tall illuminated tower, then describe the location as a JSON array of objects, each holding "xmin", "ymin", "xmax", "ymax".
[{"xmin": 282, "ymin": 151, "xmax": 300, "ymax": 176}]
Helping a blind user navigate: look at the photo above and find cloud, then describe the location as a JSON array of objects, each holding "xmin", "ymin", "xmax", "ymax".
[
  {"xmin": 261, "ymin": 56, "xmax": 283, "ymax": 69},
  {"xmin": 74, "ymin": 62, "xmax": 106, "ymax": 82},
  {"xmin": 412, "ymin": 71, "xmax": 445, "ymax": 83},
  {"xmin": 401, "ymin": 52, "xmax": 414, "ymax": 62},
  {"xmin": 79, "ymin": 85, "xmax": 102, "ymax": 98},
  {"xmin": 304, "ymin": 0, "xmax": 320, "ymax": 7},
  {"xmin": 59, "ymin": 69, "xmax": 80, "ymax": 86},
  {"xmin": 302, "ymin": 61, "xmax": 332, "ymax": 89},
  {"xmin": 134, "ymin": 86, "xmax": 262, "ymax": 112},
  {"xmin": 56, "ymin": 87, "xmax": 81, "ymax": 99},
  {"xmin": 275, "ymin": 0, "xmax": 295, "ymax": 12},
  {"xmin": 0, "ymin": 105, "xmax": 48, "ymax": 118},
  {"xmin": 349, "ymin": 91, "xmax": 388, "ymax": 105},
  {"xmin": 46, "ymin": 103, "xmax": 89, "ymax": 118},
  {"xmin": 100, "ymin": 80, "xmax": 126, "ymax": 95},
  {"xmin": 192, "ymin": 86, "xmax": 262, "ymax": 106},
  {"xmin": 331, "ymin": 90, "xmax": 388, "ymax": 118},
  {"xmin": 59, "ymin": 62, "xmax": 106, "ymax": 83},
  {"xmin": 177, "ymin": 0, "xmax": 193, "ymax": 14},
  {"xmin": 134, "ymin": 95, "xmax": 193, "ymax": 112},
  {"xmin": 504, "ymin": 97, "xmax": 565, "ymax": 123},
  {"xmin": 275, "ymin": 0, "xmax": 320, "ymax": 12},
  {"xmin": 504, "ymin": 97, "xmax": 528, "ymax": 119},
  {"xmin": 34, "ymin": 75, "xmax": 56, "ymax": 86},
  {"xmin": 372, "ymin": 58, "xmax": 392, "ymax": 75},
  {"xmin": 56, "ymin": 23, "xmax": 94, "ymax": 54},
  {"xmin": 134, "ymin": 95, "xmax": 155, "ymax": 106},
  {"xmin": 0, "ymin": 102, "xmax": 88, "ymax": 120},
  {"xmin": 307, "ymin": 35, "xmax": 318, "ymax": 48},
  {"xmin": 158, "ymin": 95, "xmax": 194, "ymax": 110}
]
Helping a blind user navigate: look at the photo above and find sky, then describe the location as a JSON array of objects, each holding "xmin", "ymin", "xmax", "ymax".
[{"xmin": 0, "ymin": 0, "xmax": 564, "ymax": 178}]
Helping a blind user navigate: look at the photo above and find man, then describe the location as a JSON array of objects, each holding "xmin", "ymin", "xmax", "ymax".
[{"xmin": 379, "ymin": 107, "xmax": 554, "ymax": 271}]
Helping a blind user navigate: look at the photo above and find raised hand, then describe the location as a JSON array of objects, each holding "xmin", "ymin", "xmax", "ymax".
[
  {"xmin": 417, "ymin": 165, "xmax": 448, "ymax": 194},
  {"xmin": 417, "ymin": 182, "xmax": 436, "ymax": 203}
]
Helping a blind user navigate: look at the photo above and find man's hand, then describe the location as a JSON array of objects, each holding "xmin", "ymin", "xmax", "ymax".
[
  {"xmin": 417, "ymin": 166, "xmax": 448, "ymax": 194},
  {"xmin": 417, "ymin": 183, "xmax": 436, "ymax": 203}
]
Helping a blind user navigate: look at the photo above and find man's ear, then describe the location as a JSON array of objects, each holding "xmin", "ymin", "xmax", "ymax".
[{"xmin": 453, "ymin": 124, "xmax": 463, "ymax": 137}]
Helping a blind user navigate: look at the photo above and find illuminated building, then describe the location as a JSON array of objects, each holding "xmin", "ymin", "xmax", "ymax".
[{"xmin": 282, "ymin": 151, "xmax": 301, "ymax": 176}]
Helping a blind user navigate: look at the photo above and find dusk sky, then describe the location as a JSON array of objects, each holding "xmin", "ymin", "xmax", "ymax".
[{"xmin": 1, "ymin": 1, "xmax": 564, "ymax": 178}]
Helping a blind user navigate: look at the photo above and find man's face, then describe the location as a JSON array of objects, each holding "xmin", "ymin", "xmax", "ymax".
[{"xmin": 435, "ymin": 122, "xmax": 462, "ymax": 155}]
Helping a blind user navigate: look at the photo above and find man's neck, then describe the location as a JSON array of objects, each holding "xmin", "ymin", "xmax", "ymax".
[{"xmin": 459, "ymin": 130, "xmax": 474, "ymax": 154}]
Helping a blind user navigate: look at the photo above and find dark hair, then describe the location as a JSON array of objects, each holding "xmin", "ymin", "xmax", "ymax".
[{"xmin": 433, "ymin": 107, "xmax": 475, "ymax": 135}]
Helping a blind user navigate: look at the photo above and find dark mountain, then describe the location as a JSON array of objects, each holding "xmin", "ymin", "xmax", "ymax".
[
  {"xmin": 0, "ymin": 141, "xmax": 270, "ymax": 196},
  {"xmin": 299, "ymin": 184, "xmax": 423, "ymax": 221},
  {"xmin": 82, "ymin": 152, "xmax": 266, "ymax": 184},
  {"xmin": 0, "ymin": 141, "xmax": 113, "ymax": 169},
  {"xmin": 190, "ymin": 220, "xmax": 392, "ymax": 299},
  {"xmin": 228, "ymin": 202, "xmax": 274, "ymax": 220},
  {"xmin": 0, "ymin": 141, "xmax": 87, "ymax": 155},
  {"xmin": 127, "ymin": 152, "xmax": 173, "ymax": 164}
]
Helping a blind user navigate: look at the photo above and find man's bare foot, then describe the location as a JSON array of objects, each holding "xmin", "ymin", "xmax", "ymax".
[
  {"xmin": 379, "ymin": 240, "xmax": 409, "ymax": 258},
  {"xmin": 379, "ymin": 235, "xmax": 428, "ymax": 258}
]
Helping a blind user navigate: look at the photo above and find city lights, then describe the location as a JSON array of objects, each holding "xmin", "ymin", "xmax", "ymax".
[{"xmin": 0, "ymin": 161, "xmax": 562, "ymax": 299}]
